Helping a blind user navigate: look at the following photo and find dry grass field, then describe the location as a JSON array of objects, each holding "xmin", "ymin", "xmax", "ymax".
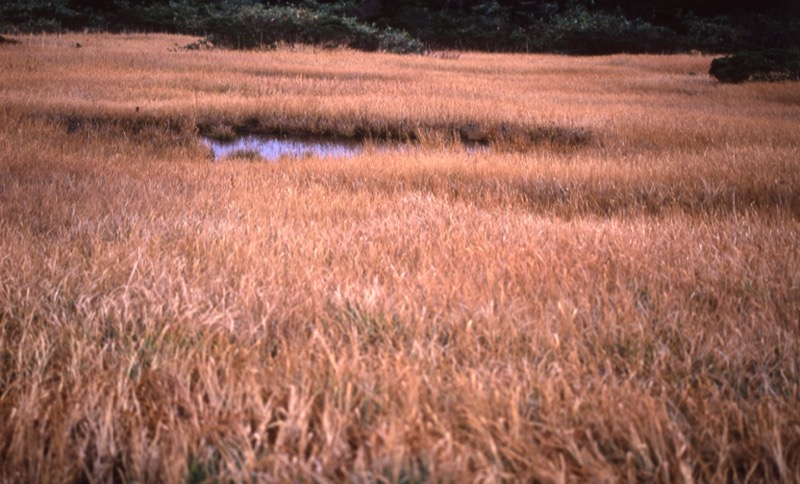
[{"xmin": 1, "ymin": 33, "xmax": 799, "ymax": 482}]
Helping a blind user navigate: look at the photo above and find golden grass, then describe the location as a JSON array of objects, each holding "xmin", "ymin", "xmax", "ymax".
[{"xmin": 1, "ymin": 33, "xmax": 799, "ymax": 482}]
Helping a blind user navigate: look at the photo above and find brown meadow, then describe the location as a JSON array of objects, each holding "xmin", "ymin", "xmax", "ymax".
[{"xmin": 1, "ymin": 33, "xmax": 799, "ymax": 482}]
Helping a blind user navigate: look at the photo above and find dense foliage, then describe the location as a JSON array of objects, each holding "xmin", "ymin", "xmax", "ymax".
[
  {"xmin": 0, "ymin": 0, "xmax": 798, "ymax": 54},
  {"xmin": 709, "ymin": 50, "xmax": 800, "ymax": 83},
  {"xmin": 201, "ymin": 4, "xmax": 423, "ymax": 53}
]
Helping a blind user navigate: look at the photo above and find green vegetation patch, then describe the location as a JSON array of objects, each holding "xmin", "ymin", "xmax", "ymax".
[
  {"xmin": 202, "ymin": 4, "xmax": 423, "ymax": 54},
  {"xmin": 710, "ymin": 50, "xmax": 800, "ymax": 83},
  {"xmin": 2, "ymin": 0, "xmax": 798, "ymax": 54}
]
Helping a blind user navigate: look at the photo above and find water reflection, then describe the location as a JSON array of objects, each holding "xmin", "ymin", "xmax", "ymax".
[{"xmin": 204, "ymin": 135, "xmax": 363, "ymax": 161}]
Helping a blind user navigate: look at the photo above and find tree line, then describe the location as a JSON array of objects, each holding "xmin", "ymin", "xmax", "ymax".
[{"xmin": 1, "ymin": 0, "xmax": 798, "ymax": 54}]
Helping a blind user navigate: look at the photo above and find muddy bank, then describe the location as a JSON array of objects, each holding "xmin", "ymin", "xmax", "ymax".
[
  {"xmin": 50, "ymin": 112, "xmax": 593, "ymax": 152},
  {"xmin": 198, "ymin": 118, "xmax": 592, "ymax": 150}
]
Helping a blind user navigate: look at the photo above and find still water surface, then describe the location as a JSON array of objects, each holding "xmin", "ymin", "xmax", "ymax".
[{"xmin": 204, "ymin": 135, "xmax": 363, "ymax": 161}]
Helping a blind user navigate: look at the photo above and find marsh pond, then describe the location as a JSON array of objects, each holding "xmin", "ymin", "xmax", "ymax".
[{"xmin": 203, "ymin": 135, "xmax": 365, "ymax": 161}]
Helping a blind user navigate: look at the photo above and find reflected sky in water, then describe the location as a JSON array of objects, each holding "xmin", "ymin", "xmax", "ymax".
[{"xmin": 204, "ymin": 135, "xmax": 362, "ymax": 161}]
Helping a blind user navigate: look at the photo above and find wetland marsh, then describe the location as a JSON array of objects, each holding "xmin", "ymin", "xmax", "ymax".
[{"xmin": 1, "ymin": 33, "xmax": 799, "ymax": 482}]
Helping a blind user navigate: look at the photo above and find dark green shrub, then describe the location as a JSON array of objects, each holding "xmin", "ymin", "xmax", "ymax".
[
  {"xmin": 709, "ymin": 50, "xmax": 800, "ymax": 83},
  {"xmin": 681, "ymin": 14, "xmax": 751, "ymax": 53},
  {"xmin": 377, "ymin": 27, "xmax": 424, "ymax": 54},
  {"xmin": 545, "ymin": 7, "xmax": 680, "ymax": 55},
  {"xmin": 0, "ymin": 0, "xmax": 80, "ymax": 33},
  {"xmin": 203, "ymin": 5, "xmax": 307, "ymax": 49},
  {"xmin": 203, "ymin": 4, "xmax": 421, "ymax": 54},
  {"xmin": 682, "ymin": 14, "xmax": 799, "ymax": 53}
]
